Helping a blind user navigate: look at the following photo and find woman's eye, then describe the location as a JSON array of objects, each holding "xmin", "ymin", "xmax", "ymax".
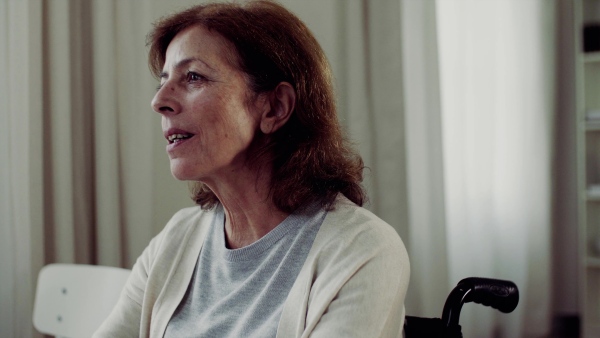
[{"xmin": 186, "ymin": 71, "xmax": 203, "ymax": 82}]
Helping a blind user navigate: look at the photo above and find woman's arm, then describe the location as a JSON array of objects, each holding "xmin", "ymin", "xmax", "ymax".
[
  {"xmin": 92, "ymin": 206, "xmax": 209, "ymax": 338},
  {"xmin": 92, "ymin": 233, "xmax": 163, "ymax": 338}
]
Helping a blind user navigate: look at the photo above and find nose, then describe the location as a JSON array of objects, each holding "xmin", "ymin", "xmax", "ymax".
[{"xmin": 151, "ymin": 83, "xmax": 180, "ymax": 115}]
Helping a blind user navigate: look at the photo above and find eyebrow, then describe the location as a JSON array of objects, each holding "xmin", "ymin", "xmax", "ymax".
[{"xmin": 159, "ymin": 57, "xmax": 214, "ymax": 79}]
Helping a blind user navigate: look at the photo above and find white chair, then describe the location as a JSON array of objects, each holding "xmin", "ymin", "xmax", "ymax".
[{"xmin": 33, "ymin": 263, "xmax": 131, "ymax": 338}]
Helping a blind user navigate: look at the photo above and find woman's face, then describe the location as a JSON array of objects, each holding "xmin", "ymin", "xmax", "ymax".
[{"xmin": 151, "ymin": 25, "xmax": 265, "ymax": 185}]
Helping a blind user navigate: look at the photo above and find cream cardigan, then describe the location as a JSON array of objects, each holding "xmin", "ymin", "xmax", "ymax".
[{"xmin": 93, "ymin": 195, "xmax": 410, "ymax": 337}]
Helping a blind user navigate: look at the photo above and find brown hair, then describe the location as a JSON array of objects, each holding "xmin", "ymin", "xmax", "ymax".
[{"xmin": 147, "ymin": 0, "xmax": 366, "ymax": 213}]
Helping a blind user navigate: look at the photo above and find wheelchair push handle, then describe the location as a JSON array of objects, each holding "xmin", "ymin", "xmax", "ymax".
[
  {"xmin": 442, "ymin": 277, "xmax": 519, "ymax": 328},
  {"xmin": 458, "ymin": 277, "xmax": 519, "ymax": 313}
]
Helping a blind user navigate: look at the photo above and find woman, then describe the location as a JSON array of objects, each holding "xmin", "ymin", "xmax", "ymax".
[{"xmin": 94, "ymin": 1, "xmax": 409, "ymax": 337}]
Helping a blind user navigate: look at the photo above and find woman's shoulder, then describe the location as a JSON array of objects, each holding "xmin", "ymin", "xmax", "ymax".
[
  {"xmin": 303, "ymin": 194, "xmax": 409, "ymax": 277},
  {"xmin": 319, "ymin": 195, "xmax": 405, "ymax": 251}
]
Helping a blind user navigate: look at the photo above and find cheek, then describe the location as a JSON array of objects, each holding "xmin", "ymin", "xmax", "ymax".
[
  {"xmin": 218, "ymin": 115, "xmax": 257, "ymax": 146},
  {"xmin": 215, "ymin": 98, "xmax": 259, "ymax": 139}
]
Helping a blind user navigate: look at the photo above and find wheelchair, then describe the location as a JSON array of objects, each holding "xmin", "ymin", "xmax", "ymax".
[{"xmin": 403, "ymin": 277, "xmax": 519, "ymax": 338}]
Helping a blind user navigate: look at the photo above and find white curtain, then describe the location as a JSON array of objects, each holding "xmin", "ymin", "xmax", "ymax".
[
  {"xmin": 0, "ymin": 0, "xmax": 557, "ymax": 337},
  {"xmin": 401, "ymin": 0, "xmax": 555, "ymax": 336},
  {"xmin": 436, "ymin": 1, "xmax": 554, "ymax": 336}
]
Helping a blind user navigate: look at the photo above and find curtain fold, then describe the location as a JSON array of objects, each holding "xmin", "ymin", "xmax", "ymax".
[
  {"xmin": 400, "ymin": 0, "xmax": 449, "ymax": 317},
  {"xmin": 1, "ymin": 1, "xmax": 45, "ymax": 337},
  {"xmin": 44, "ymin": 0, "xmax": 91, "ymax": 264},
  {"xmin": 92, "ymin": 0, "xmax": 125, "ymax": 267},
  {"xmin": 113, "ymin": 0, "xmax": 161, "ymax": 266}
]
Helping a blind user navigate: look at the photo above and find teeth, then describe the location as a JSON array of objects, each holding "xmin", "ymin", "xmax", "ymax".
[{"xmin": 168, "ymin": 133, "xmax": 191, "ymax": 143}]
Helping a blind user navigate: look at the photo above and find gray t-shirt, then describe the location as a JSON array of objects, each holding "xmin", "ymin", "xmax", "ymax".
[{"xmin": 164, "ymin": 202, "xmax": 326, "ymax": 338}]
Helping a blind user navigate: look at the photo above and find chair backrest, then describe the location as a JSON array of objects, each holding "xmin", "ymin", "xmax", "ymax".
[{"xmin": 33, "ymin": 263, "xmax": 131, "ymax": 338}]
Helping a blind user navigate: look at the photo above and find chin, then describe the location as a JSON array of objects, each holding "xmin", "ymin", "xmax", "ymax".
[
  {"xmin": 169, "ymin": 162, "xmax": 198, "ymax": 181},
  {"xmin": 170, "ymin": 170, "xmax": 188, "ymax": 181},
  {"xmin": 170, "ymin": 172, "xmax": 189, "ymax": 181}
]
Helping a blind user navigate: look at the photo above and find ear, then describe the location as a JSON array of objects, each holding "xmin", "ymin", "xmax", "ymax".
[{"xmin": 260, "ymin": 82, "xmax": 295, "ymax": 134}]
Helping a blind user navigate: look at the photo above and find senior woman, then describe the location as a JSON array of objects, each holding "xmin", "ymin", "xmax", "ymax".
[{"xmin": 94, "ymin": 1, "xmax": 409, "ymax": 337}]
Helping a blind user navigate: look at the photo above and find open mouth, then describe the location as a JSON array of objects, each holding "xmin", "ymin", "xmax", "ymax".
[{"xmin": 167, "ymin": 133, "xmax": 194, "ymax": 144}]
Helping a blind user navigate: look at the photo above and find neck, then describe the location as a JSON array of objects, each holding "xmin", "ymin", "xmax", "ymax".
[
  {"xmin": 222, "ymin": 199, "xmax": 289, "ymax": 249},
  {"xmin": 205, "ymin": 167, "xmax": 289, "ymax": 249}
]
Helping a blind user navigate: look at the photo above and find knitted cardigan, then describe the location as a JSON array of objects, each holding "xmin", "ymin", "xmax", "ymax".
[{"xmin": 93, "ymin": 195, "xmax": 410, "ymax": 338}]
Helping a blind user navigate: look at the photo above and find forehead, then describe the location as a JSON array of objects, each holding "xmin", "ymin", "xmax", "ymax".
[{"xmin": 163, "ymin": 25, "xmax": 238, "ymax": 70}]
